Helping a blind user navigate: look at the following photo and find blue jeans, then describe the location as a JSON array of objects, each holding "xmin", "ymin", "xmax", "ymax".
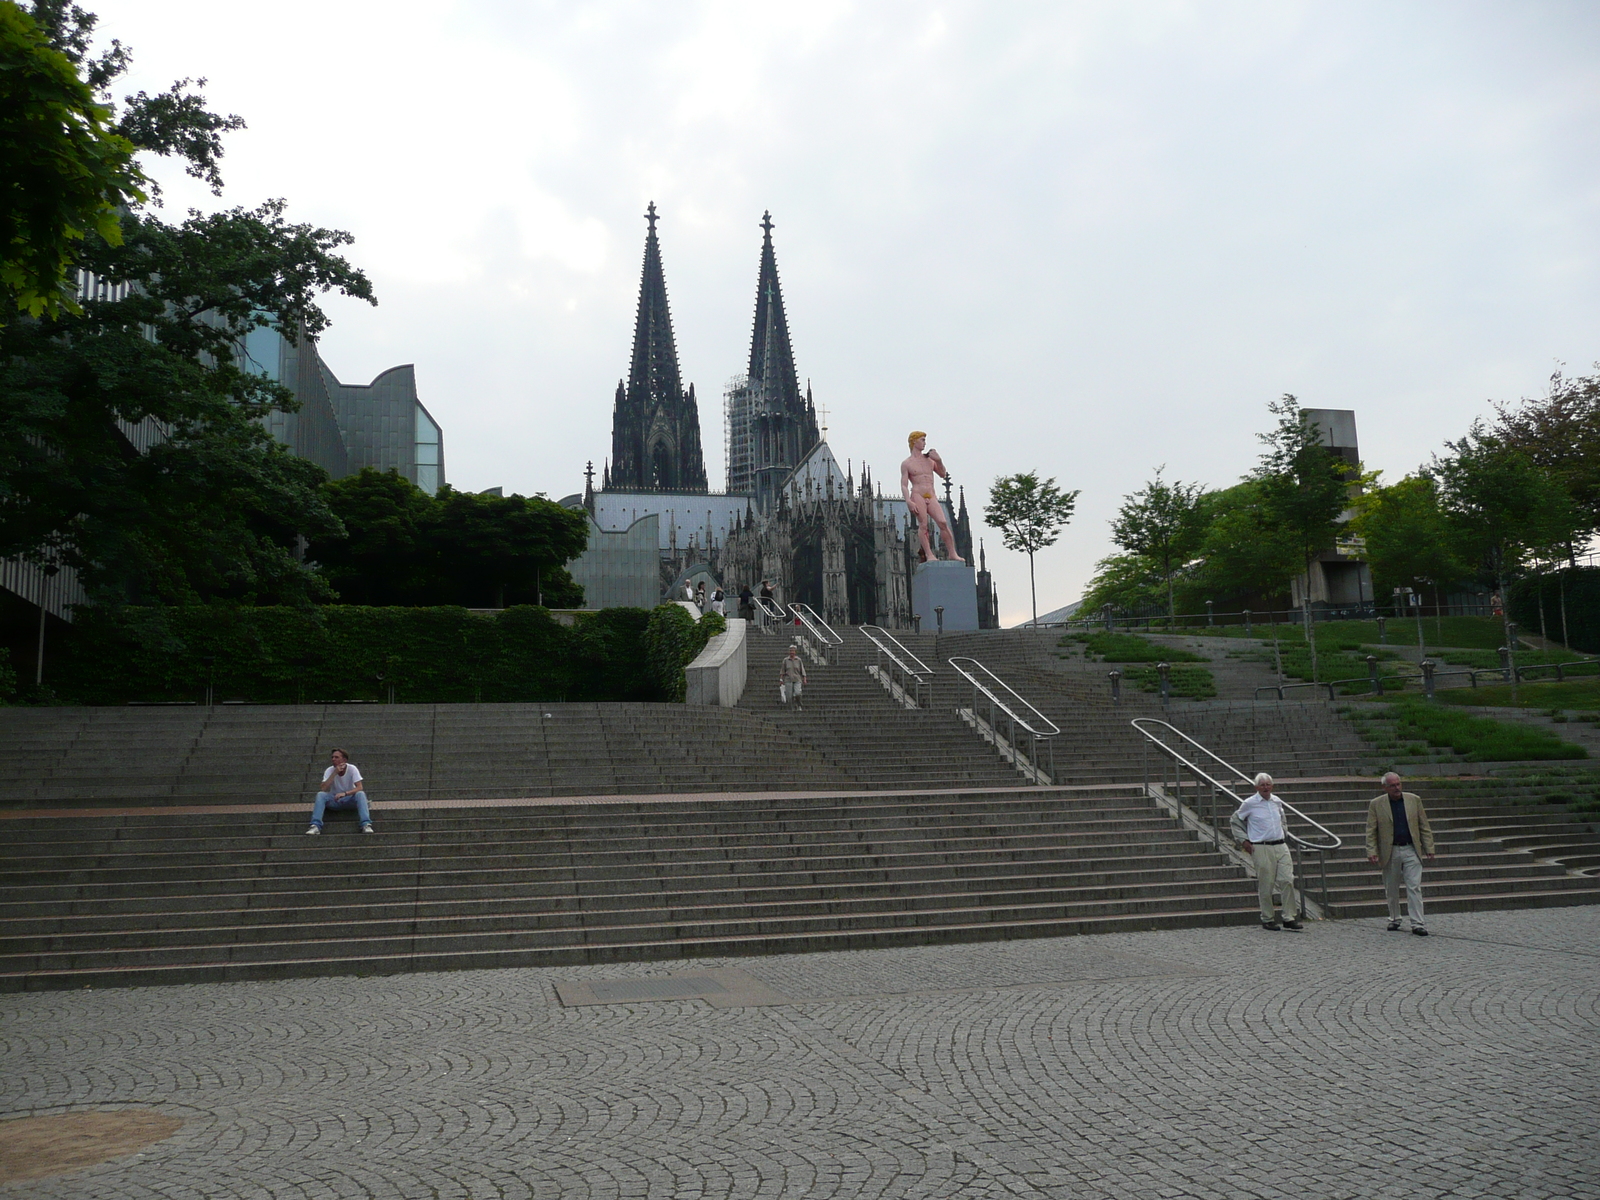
[{"xmin": 310, "ymin": 789, "xmax": 370, "ymax": 828}]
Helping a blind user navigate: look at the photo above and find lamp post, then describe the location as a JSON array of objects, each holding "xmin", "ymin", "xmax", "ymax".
[{"xmin": 1507, "ymin": 621, "xmax": 1519, "ymax": 701}]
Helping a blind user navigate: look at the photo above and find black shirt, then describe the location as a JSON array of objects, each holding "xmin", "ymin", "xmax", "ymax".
[{"xmin": 1389, "ymin": 796, "xmax": 1413, "ymax": 847}]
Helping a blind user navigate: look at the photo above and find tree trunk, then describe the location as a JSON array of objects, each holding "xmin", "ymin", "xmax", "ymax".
[{"xmin": 1028, "ymin": 551, "xmax": 1037, "ymax": 626}]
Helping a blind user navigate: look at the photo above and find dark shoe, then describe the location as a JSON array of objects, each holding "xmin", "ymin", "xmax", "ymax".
[
  {"xmin": 1411, "ymin": 927, "xmax": 1430, "ymax": 937},
  {"xmin": 1261, "ymin": 921, "xmax": 1281, "ymax": 931},
  {"xmin": 1387, "ymin": 920, "xmax": 1401, "ymax": 932},
  {"xmin": 1280, "ymin": 919, "xmax": 1305, "ymax": 931}
]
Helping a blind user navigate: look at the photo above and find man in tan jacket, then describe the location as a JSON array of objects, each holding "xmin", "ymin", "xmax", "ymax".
[{"xmin": 1366, "ymin": 771, "xmax": 1436, "ymax": 936}]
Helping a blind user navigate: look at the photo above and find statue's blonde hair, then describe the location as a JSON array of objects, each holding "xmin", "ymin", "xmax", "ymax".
[{"xmin": 908, "ymin": 430, "xmax": 927, "ymax": 449}]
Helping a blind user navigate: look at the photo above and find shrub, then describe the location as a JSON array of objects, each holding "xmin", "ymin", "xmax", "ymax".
[
  {"xmin": 1127, "ymin": 664, "xmax": 1216, "ymax": 699},
  {"xmin": 641, "ymin": 605, "xmax": 727, "ymax": 703},
  {"xmin": 1381, "ymin": 701, "xmax": 1586, "ymax": 762},
  {"xmin": 1066, "ymin": 632, "xmax": 1208, "ymax": 663}
]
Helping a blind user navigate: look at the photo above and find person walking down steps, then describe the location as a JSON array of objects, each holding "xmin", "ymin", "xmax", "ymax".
[
  {"xmin": 1231, "ymin": 773, "xmax": 1303, "ymax": 931},
  {"xmin": 779, "ymin": 644, "xmax": 808, "ymax": 710},
  {"xmin": 306, "ymin": 749, "xmax": 374, "ymax": 835}
]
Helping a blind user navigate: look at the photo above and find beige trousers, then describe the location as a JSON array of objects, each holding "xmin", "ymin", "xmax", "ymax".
[
  {"xmin": 1251, "ymin": 842, "xmax": 1297, "ymax": 922},
  {"xmin": 1383, "ymin": 844, "xmax": 1426, "ymax": 928}
]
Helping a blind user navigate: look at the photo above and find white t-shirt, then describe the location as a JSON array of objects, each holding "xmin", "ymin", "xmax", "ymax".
[{"xmin": 322, "ymin": 763, "xmax": 363, "ymax": 794}]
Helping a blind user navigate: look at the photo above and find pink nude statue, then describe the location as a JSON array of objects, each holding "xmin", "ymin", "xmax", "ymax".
[{"xmin": 900, "ymin": 431, "xmax": 964, "ymax": 564}]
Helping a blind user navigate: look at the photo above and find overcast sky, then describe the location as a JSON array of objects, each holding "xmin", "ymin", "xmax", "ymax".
[{"xmin": 110, "ymin": 0, "xmax": 1600, "ymax": 625}]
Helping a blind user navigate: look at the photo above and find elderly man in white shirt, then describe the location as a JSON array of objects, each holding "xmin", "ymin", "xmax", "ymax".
[{"xmin": 1230, "ymin": 772, "xmax": 1303, "ymax": 931}]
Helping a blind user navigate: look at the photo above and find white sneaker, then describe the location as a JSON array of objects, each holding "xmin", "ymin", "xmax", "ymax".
[
  {"xmin": 361, "ymin": 823, "xmax": 375, "ymax": 834},
  {"xmin": 305, "ymin": 826, "xmax": 320, "ymax": 835}
]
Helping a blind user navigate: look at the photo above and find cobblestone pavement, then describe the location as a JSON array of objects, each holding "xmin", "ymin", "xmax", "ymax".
[{"xmin": 4, "ymin": 907, "xmax": 1597, "ymax": 1199}]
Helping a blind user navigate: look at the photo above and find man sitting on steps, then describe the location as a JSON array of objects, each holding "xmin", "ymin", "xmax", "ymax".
[{"xmin": 306, "ymin": 749, "xmax": 373, "ymax": 835}]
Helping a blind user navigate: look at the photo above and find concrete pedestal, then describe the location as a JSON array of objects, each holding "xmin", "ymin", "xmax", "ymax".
[{"xmin": 912, "ymin": 560, "xmax": 979, "ymax": 632}]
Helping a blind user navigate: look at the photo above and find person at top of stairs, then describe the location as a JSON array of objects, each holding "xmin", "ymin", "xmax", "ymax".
[
  {"xmin": 779, "ymin": 645, "xmax": 809, "ymax": 710},
  {"xmin": 306, "ymin": 749, "xmax": 374, "ymax": 835}
]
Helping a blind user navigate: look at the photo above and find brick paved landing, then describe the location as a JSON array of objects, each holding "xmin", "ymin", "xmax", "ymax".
[{"xmin": 3, "ymin": 906, "xmax": 1596, "ymax": 1198}]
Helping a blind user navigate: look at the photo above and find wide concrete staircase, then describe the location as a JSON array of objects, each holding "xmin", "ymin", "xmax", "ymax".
[
  {"xmin": 0, "ymin": 787, "xmax": 1264, "ymax": 990},
  {"xmin": 0, "ymin": 703, "xmax": 856, "ymax": 807},
  {"xmin": 2, "ymin": 625, "xmax": 1597, "ymax": 991}
]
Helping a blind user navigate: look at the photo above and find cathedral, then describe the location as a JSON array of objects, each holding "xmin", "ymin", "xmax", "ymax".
[{"xmin": 563, "ymin": 205, "xmax": 998, "ymax": 629}]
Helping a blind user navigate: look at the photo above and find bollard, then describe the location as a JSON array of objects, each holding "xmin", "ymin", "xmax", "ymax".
[
  {"xmin": 1109, "ymin": 669, "xmax": 1122, "ymax": 705},
  {"xmin": 1376, "ymin": 616, "xmax": 1387, "ymax": 644},
  {"xmin": 1498, "ymin": 645, "xmax": 1510, "ymax": 679},
  {"xmin": 1206, "ymin": 600, "xmax": 1214, "ymax": 627},
  {"xmin": 1366, "ymin": 654, "xmax": 1381, "ymax": 695},
  {"xmin": 1243, "ymin": 609, "xmax": 1252, "ymax": 636},
  {"xmin": 911, "ymin": 614, "xmax": 921, "ymax": 633},
  {"xmin": 1157, "ymin": 661, "xmax": 1171, "ymax": 706},
  {"xmin": 935, "ymin": 605, "xmax": 945, "ymax": 636},
  {"xmin": 1421, "ymin": 659, "xmax": 1435, "ymax": 700}
]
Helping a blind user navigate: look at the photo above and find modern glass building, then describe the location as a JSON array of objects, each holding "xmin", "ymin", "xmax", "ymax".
[{"xmin": 247, "ymin": 326, "xmax": 446, "ymax": 494}]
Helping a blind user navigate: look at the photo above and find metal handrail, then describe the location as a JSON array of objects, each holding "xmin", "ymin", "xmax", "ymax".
[
  {"xmin": 1132, "ymin": 718, "xmax": 1342, "ymax": 916},
  {"xmin": 948, "ymin": 658, "xmax": 1060, "ymax": 739},
  {"xmin": 1254, "ymin": 682, "xmax": 1336, "ymax": 701},
  {"xmin": 860, "ymin": 625, "xmax": 935, "ymax": 709},
  {"xmin": 753, "ymin": 595, "xmax": 787, "ymax": 634},
  {"xmin": 947, "ymin": 657, "xmax": 1060, "ymax": 784},
  {"xmin": 789, "ymin": 603, "xmax": 843, "ymax": 645}
]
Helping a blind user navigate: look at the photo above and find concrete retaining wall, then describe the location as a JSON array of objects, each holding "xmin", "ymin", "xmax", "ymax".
[{"xmin": 686, "ymin": 618, "xmax": 748, "ymax": 707}]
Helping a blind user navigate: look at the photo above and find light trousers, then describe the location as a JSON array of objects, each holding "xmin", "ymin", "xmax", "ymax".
[
  {"xmin": 1251, "ymin": 842, "xmax": 1297, "ymax": 922},
  {"xmin": 1383, "ymin": 844, "xmax": 1426, "ymax": 928}
]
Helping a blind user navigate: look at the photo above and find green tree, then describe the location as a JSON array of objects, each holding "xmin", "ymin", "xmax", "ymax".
[
  {"xmin": 1350, "ymin": 474, "xmax": 1466, "ymax": 608},
  {"xmin": 0, "ymin": 4, "xmax": 372, "ymax": 605},
  {"xmin": 1492, "ymin": 366, "xmax": 1600, "ymax": 545},
  {"xmin": 1078, "ymin": 552, "xmax": 1167, "ymax": 617},
  {"xmin": 1252, "ymin": 397, "xmax": 1356, "ymax": 678},
  {"xmin": 1, "ymin": 2, "xmax": 245, "ymax": 318},
  {"xmin": 1109, "ymin": 467, "xmax": 1204, "ymax": 618},
  {"xmin": 1431, "ymin": 423, "xmax": 1585, "ymax": 659},
  {"xmin": 0, "ymin": 1, "xmax": 140, "ymax": 316},
  {"xmin": 423, "ymin": 487, "xmax": 589, "ymax": 609},
  {"xmin": 1, "ymin": 203, "xmax": 372, "ymax": 605},
  {"xmin": 1184, "ymin": 480, "xmax": 1300, "ymax": 610},
  {"xmin": 309, "ymin": 468, "xmax": 433, "ymax": 605},
  {"xmin": 985, "ymin": 471, "xmax": 1080, "ymax": 626}
]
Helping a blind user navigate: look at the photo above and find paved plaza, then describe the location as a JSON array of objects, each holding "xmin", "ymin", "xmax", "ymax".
[{"xmin": 3, "ymin": 907, "xmax": 1597, "ymax": 1199}]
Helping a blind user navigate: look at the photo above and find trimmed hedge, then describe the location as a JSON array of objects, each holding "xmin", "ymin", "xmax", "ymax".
[{"xmin": 47, "ymin": 604, "xmax": 666, "ymax": 705}]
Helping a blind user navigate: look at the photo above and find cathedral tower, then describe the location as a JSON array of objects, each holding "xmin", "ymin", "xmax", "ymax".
[
  {"xmin": 607, "ymin": 203, "xmax": 708, "ymax": 493},
  {"xmin": 725, "ymin": 212, "xmax": 820, "ymax": 511}
]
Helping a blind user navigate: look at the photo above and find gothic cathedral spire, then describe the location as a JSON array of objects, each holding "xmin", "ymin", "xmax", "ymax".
[
  {"xmin": 743, "ymin": 211, "xmax": 820, "ymax": 512},
  {"xmin": 607, "ymin": 202, "xmax": 708, "ymax": 493}
]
